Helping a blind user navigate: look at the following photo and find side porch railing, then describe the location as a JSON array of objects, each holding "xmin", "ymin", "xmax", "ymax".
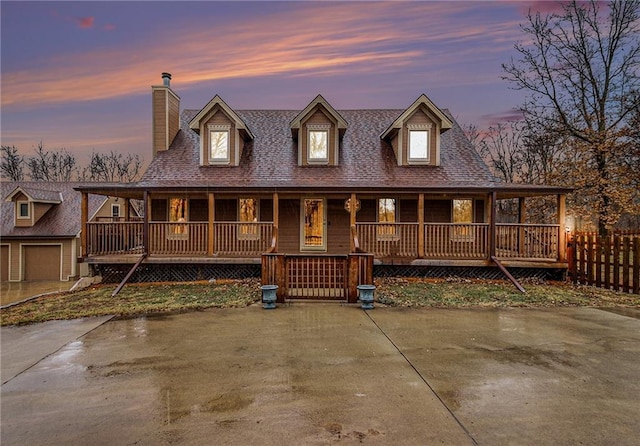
[
  {"xmin": 355, "ymin": 222, "xmax": 560, "ymax": 261},
  {"xmin": 86, "ymin": 222, "xmax": 274, "ymax": 257}
]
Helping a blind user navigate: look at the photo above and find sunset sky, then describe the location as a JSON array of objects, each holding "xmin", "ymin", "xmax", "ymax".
[{"xmin": 1, "ymin": 1, "xmax": 563, "ymax": 167}]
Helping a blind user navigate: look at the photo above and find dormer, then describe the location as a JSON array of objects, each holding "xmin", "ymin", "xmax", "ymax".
[
  {"xmin": 381, "ymin": 94, "xmax": 453, "ymax": 167},
  {"xmin": 290, "ymin": 95, "xmax": 348, "ymax": 166},
  {"xmin": 4, "ymin": 186, "xmax": 62, "ymax": 228},
  {"xmin": 189, "ymin": 95, "xmax": 254, "ymax": 167}
]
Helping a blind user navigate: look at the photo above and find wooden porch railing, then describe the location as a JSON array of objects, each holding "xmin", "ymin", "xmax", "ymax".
[
  {"xmin": 149, "ymin": 222, "xmax": 208, "ymax": 255},
  {"xmin": 85, "ymin": 222, "xmax": 274, "ymax": 257},
  {"xmin": 214, "ymin": 222, "xmax": 273, "ymax": 256},
  {"xmin": 496, "ymin": 224, "xmax": 559, "ymax": 260},
  {"xmin": 86, "ymin": 222, "xmax": 144, "ymax": 256},
  {"xmin": 355, "ymin": 223, "xmax": 419, "ymax": 257},
  {"xmin": 424, "ymin": 223, "xmax": 489, "ymax": 259}
]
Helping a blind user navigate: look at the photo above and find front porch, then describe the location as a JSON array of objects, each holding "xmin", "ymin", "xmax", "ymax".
[{"xmin": 83, "ymin": 221, "xmax": 565, "ymax": 264}]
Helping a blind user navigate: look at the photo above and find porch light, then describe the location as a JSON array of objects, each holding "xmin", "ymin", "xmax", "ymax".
[{"xmin": 344, "ymin": 198, "xmax": 361, "ymax": 213}]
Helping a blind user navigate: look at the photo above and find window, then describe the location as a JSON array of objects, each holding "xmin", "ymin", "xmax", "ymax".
[
  {"xmin": 17, "ymin": 201, "xmax": 30, "ymax": 219},
  {"xmin": 407, "ymin": 123, "xmax": 432, "ymax": 163},
  {"xmin": 307, "ymin": 124, "xmax": 330, "ymax": 163},
  {"xmin": 409, "ymin": 130, "xmax": 429, "ymax": 160},
  {"xmin": 452, "ymin": 199, "xmax": 473, "ymax": 240},
  {"xmin": 301, "ymin": 198, "xmax": 326, "ymax": 250},
  {"xmin": 239, "ymin": 198, "xmax": 259, "ymax": 239},
  {"xmin": 210, "ymin": 130, "xmax": 229, "ymax": 161},
  {"xmin": 378, "ymin": 198, "xmax": 398, "ymax": 239},
  {"xmin": 169, "ymin": 197, "xmax": 188, "ymax": 235},
  {"xmin": 111, "ymin": 204, "xmax": 121, "ymax": 220}
]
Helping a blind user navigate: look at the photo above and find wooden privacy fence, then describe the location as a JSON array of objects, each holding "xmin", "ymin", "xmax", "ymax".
[
  {"xmin": 261, "ymin": 253, "xmax": 374, "ymax": 303},
  {"xmin": 569, "ymin": 233, "xmax": 640, "ymax": 294}
]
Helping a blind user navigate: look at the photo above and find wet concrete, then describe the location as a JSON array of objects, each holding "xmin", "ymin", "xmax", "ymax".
[
  {"xmin": 1, "ymin": 305, "xmax": 639, "ymax": 445},
  {"xmin": 1, "ymin": 281, "xmax": 72, "ymax": 306},
  {"xmin": 1, "ymin": 316, "xmax": 113, "ymax": 384}
]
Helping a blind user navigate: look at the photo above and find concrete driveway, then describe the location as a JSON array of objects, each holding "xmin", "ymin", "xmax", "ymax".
[
  {"xmin": 1, "ymin": 305, "xmax": 639, "ymax": 445},
  {"xmin": 1, "ymin": 280, "xmax": 72, "ymax": 306}
]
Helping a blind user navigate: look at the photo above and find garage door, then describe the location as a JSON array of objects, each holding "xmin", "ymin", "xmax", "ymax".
[
  {"xmin": 23, "ymin": 245, "xmax": 61, "ymax": 281},
  {"xmin": 1, "ymin": 245, "xmax": 8, "ymax": 282}
]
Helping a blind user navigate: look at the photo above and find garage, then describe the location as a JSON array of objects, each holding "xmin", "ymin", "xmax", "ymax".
[
  {"xmin": 23, "ymin": 245, "xmax": 61, "ymax": 281},
  {"xmin": 1, "ymin": 245, "xmax": 9, "ymax": 281}
]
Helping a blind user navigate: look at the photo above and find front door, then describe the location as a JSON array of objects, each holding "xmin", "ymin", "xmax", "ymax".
[{"xmin": 301, "ymin": 198, "xmax": 326, "ymax": 251}]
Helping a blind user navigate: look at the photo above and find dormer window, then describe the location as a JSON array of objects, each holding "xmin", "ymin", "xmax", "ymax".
[
  {"xmin": 17, "ymin": 201, "xmax": 30, "ymax": 219},
  {"xmin": 308, "ymin": 125, "xmax": 330, "ymax": 163},
  {"xmin": 209, "ymin": 124, "xmax": 230, "ymax": 163},
  {"xmin": 408, "ymin": 124, "xmax": 431, "ymax": 163}
]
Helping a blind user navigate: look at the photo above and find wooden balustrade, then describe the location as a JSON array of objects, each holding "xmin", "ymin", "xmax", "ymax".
[
  {"xmin": 149, "ymin": 222, "xmax": 208, "ymax": 255},
  {"xmin": 355, "ymin": 223, "xmax": 419, "ymax": 257},
  {"xmin": 214, "ymin": 222, "xmax": 273, "ymax": 256},
  {"xmin": 86, "ymin": 222, "xmax": 144, "ymax": 256},
  {"xmin": 424, "ymin": 223, "xmax": 489, "ymax": 259},
  {"xmin": 496, "ymin": 224, "xmax": 559, "ymax": 260}
]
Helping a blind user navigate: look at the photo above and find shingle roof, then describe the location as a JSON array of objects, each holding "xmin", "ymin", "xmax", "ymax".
[
  {"xmin": 4, "ymin": 185, "xmax": 62, "ymax": 203},
  {"xmin": 138, "ymin": 108, "xmax": 496, "ymax": 190},
  {"xmin": 1, "ymin": 182, "xmax": 106, "ymax": 238}
]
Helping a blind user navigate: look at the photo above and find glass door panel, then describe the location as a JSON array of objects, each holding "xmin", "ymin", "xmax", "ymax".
[{"xmin": 301, "ymin": 198, "xmax": 326, "ymax": 251}]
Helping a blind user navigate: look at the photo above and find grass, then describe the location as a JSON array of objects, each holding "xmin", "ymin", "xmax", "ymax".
[{"xmin": 1, "ymin": 277, "xmax": 638, "ymax": 326}]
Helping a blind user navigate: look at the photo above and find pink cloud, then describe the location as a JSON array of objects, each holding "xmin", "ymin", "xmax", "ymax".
[
  {"xmin": 75, "ymin": 16, "xmax": 95, "ymax": 28},
  {"xmin": 518, "ymin": 1, "xmax": 569, "ymax": 15},
  {"xmin": 481, "ymin": 109, "xmax": 525, "ymax": 126},
  {"xmin": 103, "ymin": 23, "xmax": 116, "ymax": 31}
]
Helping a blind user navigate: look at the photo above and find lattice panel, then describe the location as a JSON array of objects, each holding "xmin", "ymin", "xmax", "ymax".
[
  {"xmin": 373, "ymin": 265, "xmax": 564, "ymax": 281},
  {"xmin": 97, "ymin": 263, "xmax": 260, "ymax": 284}
]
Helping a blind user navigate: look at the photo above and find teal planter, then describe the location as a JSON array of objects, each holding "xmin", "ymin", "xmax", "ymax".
[
  {"xmin": 261, "ymin": 285, "xmax": 278, "ymax": 309},
  {"xmin": 357, "ymin": 284, "xmax": 376, "ymax": 310}
]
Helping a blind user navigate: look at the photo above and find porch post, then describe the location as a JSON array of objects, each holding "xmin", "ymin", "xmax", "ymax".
[
  {"xmin": 80, "ymin": 192, "xmax": 88, "ymax": 257},
  {"xmin": 518, "ymin": 197, "xmax": 526, "ymax": 256},
  {"xmin": 418, "ymin": 193, "xmax": 425, "ymax": 258},
  {"xmin": 349, "ymin": 193, "xmax": 357, "ymax": 252},
  {"xmin": 488, "ymin": 191, "xmax": 497, "ymax": 259},
  {"xmin": 208, "ymin": 192, "xmax": 215, "ymax": 256},
  {"xmin": 273, "ymin": 192, "xmax": 279, "ymax": 252},
  {"xmin": 124, "ymin": 198, "xmax": 131, "ymax": 221},
  {"xmin": 557, "ymin": 194, "xmax": 567, "ymax": 262},
  {"xmin": 143, "ymin": 191, "xmax": 150, "ymax": 254}
]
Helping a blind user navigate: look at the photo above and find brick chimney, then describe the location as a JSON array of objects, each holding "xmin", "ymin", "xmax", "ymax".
[{"xmin": 152, "ymin": 72, "xmax": 180, "ymax": 157}]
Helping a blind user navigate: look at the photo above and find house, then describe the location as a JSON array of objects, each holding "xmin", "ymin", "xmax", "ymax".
[
  {"xmin": 75, "ymin": 73, "xmax": 571, "ymax": 301},
  {"xmin": 1, "ymin": 182, "xmax": 139, "ymax": 282}
]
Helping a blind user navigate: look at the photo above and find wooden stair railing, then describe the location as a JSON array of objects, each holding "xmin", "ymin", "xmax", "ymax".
[{"xmin": 267, "ymin": 226, "xmax": 278, "ymax": 253}]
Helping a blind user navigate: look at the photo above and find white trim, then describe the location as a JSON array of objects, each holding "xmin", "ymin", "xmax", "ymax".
[
  {"xmin": 19, "ymin": 242, "xmax": 65, "ymax": 281},
  {"xmin": 17, "ymin": 200, "xmax": 30, "ymax": 219},
  {"xmin": 300, "ymin": 198, "xmax": 327, "ymax": 252},
  {"xmin": 208, "ymin": 124, "xmax": 231, "ymax": 164},
  {"xmin": 111, "ymin": 203, "xmax": 121, "ymax": 219},
  {"xmin": 307, "ymin": 125, "xmax": 330, "ymax": 164},
  {"xmin": 407, "ymin": 127, "xmax": 431, "ymax": 164}
]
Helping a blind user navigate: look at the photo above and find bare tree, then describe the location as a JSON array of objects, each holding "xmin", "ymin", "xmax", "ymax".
[
  {"xmin": 503, "ymin": 0, "xmax": 640, "ymax": 234},
  {"xmin": 26, "ymin": 142, "xmax": 78, "ymax": 182},
  {"xmin": 1, "ymin": 145, "xmax": 25, "ymax": 181},
  {"xmin": 79, "ymin": 151, "xmax": 143, "ymax": 182}
]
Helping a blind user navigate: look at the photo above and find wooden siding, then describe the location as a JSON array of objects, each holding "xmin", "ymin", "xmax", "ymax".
[
  {"xmin": 425, "ymin": 200, "xmax": 450, "ymax": 223},
  {"xmin": 152, "ymin": 88, "xmax": 168, "ymax": 155}
]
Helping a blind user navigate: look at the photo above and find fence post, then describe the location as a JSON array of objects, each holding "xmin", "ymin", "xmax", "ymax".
[
  {"xmin": 623, "ymin": 237, "xmax": 631, "ymax": 293},
  {"xmin": 347, "ymin": 254, "xmax": 360, "ymax": 303},
  {"xmin": 633, "ymin": 237, "xmax": 640, "ymax": 295},
  {"xmin": 613, "ymin": 235, "xmax": 620, "ymax": 291}
]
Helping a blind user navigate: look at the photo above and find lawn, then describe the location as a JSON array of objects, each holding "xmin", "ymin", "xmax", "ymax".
[{"xmin": 1, "ymin": 277, "xmax": 638, "ymax": 326}]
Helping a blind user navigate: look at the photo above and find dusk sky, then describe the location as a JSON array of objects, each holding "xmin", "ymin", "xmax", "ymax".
[{"xmin": 1, "ymin": 1, "xmax": 563, "ymax": 167}]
